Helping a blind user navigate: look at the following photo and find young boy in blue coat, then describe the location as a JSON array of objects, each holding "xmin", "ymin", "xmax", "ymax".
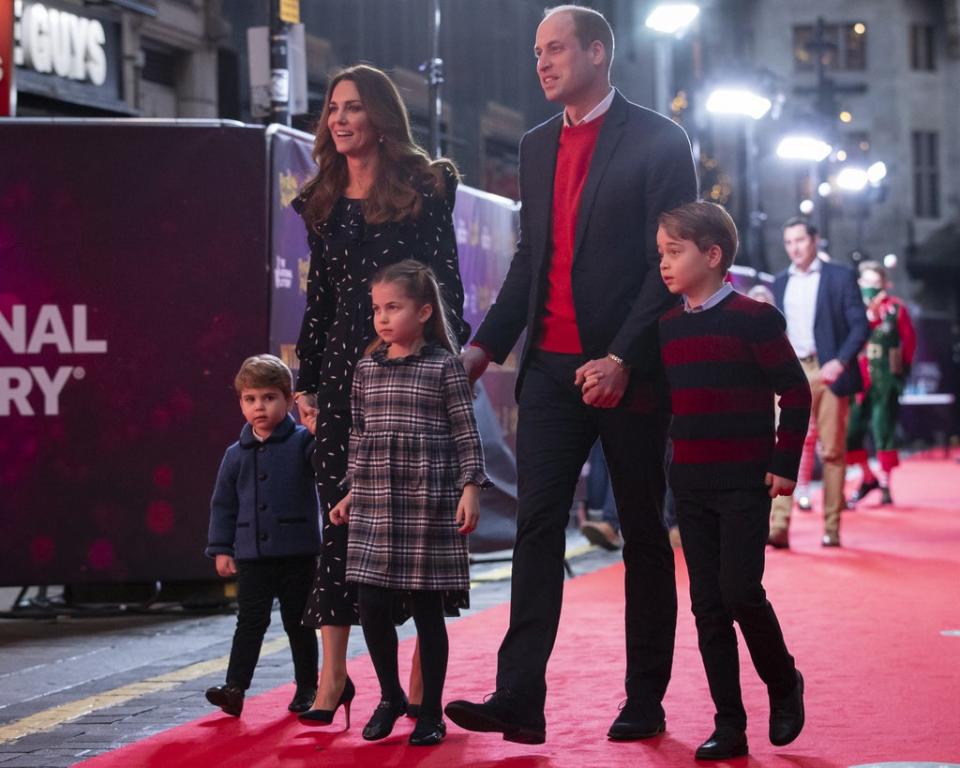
[{"xmin": 205, "ymin": 354, "xmax": 321, "ymax": 716}]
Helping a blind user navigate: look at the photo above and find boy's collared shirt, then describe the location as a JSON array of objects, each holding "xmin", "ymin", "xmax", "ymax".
[{"xmin": 684, "ymin": 283, "xmax": 735, "ymax": 314}]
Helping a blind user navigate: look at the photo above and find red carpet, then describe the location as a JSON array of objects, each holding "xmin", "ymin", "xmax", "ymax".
[{"xmin": 79, "ymin": 457, "xmax": 960, "ymax": 767}]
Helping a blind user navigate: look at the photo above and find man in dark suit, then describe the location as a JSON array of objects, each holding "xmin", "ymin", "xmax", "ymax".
[
  {"xmin": 444, "ymin": 5, "xmax": 697, "ymax": 744},
  {"xmin": 769, "ymin": 218, "xmax": 869, "ymax": 548}
]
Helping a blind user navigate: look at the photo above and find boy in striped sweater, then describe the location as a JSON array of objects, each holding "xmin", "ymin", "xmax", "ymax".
[{"xmin": 656, "ymin": 202, "xmax": 810, "ymax": 760}]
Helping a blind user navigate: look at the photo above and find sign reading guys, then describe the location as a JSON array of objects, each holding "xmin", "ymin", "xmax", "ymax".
[{"xmin": 0, "ymin": 304, "xmax": 107, "ymax": 416}]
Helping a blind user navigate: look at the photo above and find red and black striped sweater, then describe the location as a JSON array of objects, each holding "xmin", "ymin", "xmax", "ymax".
[{"xmin": 658, "ymin": 292, "xmax": 812, "ymax": 491}]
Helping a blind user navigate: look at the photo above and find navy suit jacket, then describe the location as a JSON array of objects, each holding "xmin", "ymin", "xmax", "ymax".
[
  {"xmin": 472, "ymin": 91, "xmax": 699, "ymax": 398},
  {"xmin": 773, "ymin": 261, "xmax": 870, "ymax": 397}
]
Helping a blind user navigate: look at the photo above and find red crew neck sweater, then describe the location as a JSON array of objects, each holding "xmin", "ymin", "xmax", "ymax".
[{"xmin": 538, "ymin": 115, "xmax": 606, "ymax": 354}]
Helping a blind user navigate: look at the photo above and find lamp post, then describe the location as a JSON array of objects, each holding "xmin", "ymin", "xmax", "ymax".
[
  {"xmin": 419, "ymin": 0, "xmax": 444, "ymax": 159},
  {"xmin": 706, "ymin": 86, "xmax": 773, "ymax": 269},
  {"xmin": 836, "ymin": 161, "xmax": 887, "ymax": 256},
  {"xmin": 645, "ymin": 3, "xmax": 700, "ymax": 116}
]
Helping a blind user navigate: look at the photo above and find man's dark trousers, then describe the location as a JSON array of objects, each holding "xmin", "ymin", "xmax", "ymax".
[{"xmin": 495, "ymin": 350, "xmax": 676, "ymax": 722}]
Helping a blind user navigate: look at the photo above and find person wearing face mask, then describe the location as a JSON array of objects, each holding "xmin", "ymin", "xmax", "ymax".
[
  {"xmin": 845, "ymin": 261, "xmax": 916, "ymax": 506},
  {"xmin": 291, "ymin": 64, "xmax": 471, "ymax": 726}
]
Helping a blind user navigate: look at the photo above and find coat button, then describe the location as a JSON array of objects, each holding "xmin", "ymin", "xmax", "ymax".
[
  {"xmin": 258, "ymin": 473, "xmax": 268, "ymax": 481},
  {"xmin": 258, "ymin": 446, "xmax": 266, "ymax": 452},
  {"xmin": 259, "ymin": 533, "xmax": 269, "ymax": 542},
  {"xmin": 258, "ymin": 503, "xmax": 267, "ymax": 511}
]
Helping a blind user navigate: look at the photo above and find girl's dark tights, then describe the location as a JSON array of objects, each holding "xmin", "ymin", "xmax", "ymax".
[{"xmin": 357, "ymin": 585, "xmax": 448, "ymax": 719}]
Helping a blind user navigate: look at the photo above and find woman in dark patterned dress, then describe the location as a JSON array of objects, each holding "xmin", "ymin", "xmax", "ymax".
[{"xmin": 292, "ymin": 65, "xmax": 470, "ymax": 722}]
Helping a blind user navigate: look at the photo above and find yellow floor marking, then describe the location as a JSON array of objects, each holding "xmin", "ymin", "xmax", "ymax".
[
  {"xmin": 2, "ymin": 543, "xmax": 601, "ymax": 744},
  {"xmin": 0, "ymin": 637, "xmax": 290, "ymax": 745}
]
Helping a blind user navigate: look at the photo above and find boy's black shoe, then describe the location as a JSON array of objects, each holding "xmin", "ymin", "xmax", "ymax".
[
  {"xmin": 445, "ymin": 691, "xmax": 546, "ymax": 744},
  {"xmin": 607, "ymin": 699, "xmax": 666, "ymax": 740},
  {"xmin": 287, "ymin": 686, "xmax": 317, "ymax": 713},
  {"xmin": 769, "ymin": 670, "xmax": 805, "ymax": 746},
  {"xmin": 205, "ymin": 684, "xmax": 244, "ymax": 717},
  {"xmin": 695, "ymin": 728, "xmax": 748, "ymax": 760},
  {"xmin": 409, "ymin": 716, "xmax": 446, "ymax": 746}
]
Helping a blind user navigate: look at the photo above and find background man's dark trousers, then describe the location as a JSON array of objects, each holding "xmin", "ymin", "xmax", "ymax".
[{"xmin": 495, "ymin": 349, "xmax": 677, "ymax": 722}]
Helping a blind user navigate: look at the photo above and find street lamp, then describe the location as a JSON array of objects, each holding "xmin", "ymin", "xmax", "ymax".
[
  {"xmin": 776, "ymin": 135, "xmax": 833, "ymax": 162},
  {"xmin": 705, "ymin": 88, "xmax": 772, "ymax": 120},
  {"xmin": 705, "ymin": 84, "xmax": 774, "ymax": 268},
  {"xmin": 645, "ymin": 4, "xmax": 700, "ymax": 116},
  {"xmin": 645, "ymin": 3, "xmax": 700, "ymax": 35},
  {"xmin": 836, "ymin": 166, "xmax": 869, "ymax": 192}
]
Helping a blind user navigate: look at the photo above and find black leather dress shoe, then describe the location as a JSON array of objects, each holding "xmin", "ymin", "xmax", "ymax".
[
  {"xmin": 769, "ymin": 670, "xmax": 805, "ymax": 746},
  {"xmin": 362, "ymin": 696, "xmax": 408, "ymax": 741},
  {"xmin": 607, "ymin": 700, "xmax": 666, "ymax": 741},
  {"xmin": 445, "ymin": 692, "xmax": 546, "ymax": 745},
  {"xmin": 287, "ymin": 686, "xmax": 317, "ymax": 713},
  {"xmin": 695, "ymin": 728, "xmax": 748, "ymax": 760},
  {"xmin": 205, "ymin": 684, "xmax": 244, "ymax": 717},
  {"xmin": 409, "ymin": 715, "xmax": 446, "ymax": 746}
]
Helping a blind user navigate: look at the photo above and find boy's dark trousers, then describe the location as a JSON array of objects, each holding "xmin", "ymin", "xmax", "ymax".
[
  {"xmin": 226, "ymin": 556, "xmax": 318, "ymax": 690},
  {"xmin": 674, "ymin": 487, "xmax": 797, "ymax": 731}
]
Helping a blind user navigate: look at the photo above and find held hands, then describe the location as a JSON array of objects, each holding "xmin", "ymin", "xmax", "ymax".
[
  {"xmin": 818, "ymin": 359, "xmax": 845, "ymax": 385},
  {"xmin": 456, "ymin": 484, "xmax": 481, "ymax": 534},
  {"xmin": 294, "ymin": 392, "xmax": 319, "ymax": 435},
  {"xmin": 330, "ymin": 491, "xmax": 352, "ymax": 525},
  {"xmin": 215, "ymin": 554, "xmax": 237, "ymax": 578},
  {"xmin": 765, "ymin": 473, "xmax": 797, "ymax": 499},
  {"xmin": 460, "ymin": 346, "xmax": 490, "ymax": 385},
  {"xmin": 575, "ymin": 356, "xmax": 628, "ymax": 408}
]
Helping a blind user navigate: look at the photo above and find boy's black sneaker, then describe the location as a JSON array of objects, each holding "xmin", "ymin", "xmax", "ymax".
[{"xmin": 205, "ymin": 684, "xmax": 244, "ymax": 717}]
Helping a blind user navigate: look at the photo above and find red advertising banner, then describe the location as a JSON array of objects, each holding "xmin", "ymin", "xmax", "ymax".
[{"xmin": 0, "ymin": 0, "xmax": 13, "ymax": 116}]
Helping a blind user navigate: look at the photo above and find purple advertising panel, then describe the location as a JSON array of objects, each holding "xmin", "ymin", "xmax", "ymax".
[
  {"xmin": 267, "ymin": 126, "xmax": 315, "ymax": 372},
  {"xmin": 0, "ymin": 122, "xmax": 269, "ymax": 586},
  {"xmin": 454, "ymin": 187, "xmax": 522, "ymax": 451}
]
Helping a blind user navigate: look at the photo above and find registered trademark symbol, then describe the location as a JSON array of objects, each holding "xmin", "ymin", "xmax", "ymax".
[{"xmin": 73, "ymin": 367, "xmax": 86, "ymax": 380}]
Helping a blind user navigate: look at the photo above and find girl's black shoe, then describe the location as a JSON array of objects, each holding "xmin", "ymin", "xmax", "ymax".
[
  {"xmin": 409, "ymin": 716, "xmax": 446, "ymax": 746},
  {"xmin": 298, "ymin": 676, "xmax": 355, "ymax": 727},
  {"xmin": 361, "ymin": 695, "xmax": 408, "ymax": 741}
]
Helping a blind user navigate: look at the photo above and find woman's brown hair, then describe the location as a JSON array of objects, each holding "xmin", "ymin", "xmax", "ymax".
[
  {"xmin": 365, "ymin": 260, "xmax": 458, "ymax": 355},
  {"xmin": 299, "ymin": 64, "xmax": 459, "ymax": 229}
]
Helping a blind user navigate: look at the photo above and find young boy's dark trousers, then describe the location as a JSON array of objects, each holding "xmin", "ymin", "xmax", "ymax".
[
  {"xmin": 675, "ymin": 487, "xmax": 797, "ymax": 731},
  {"xmin": 226, "ymin": 556, "xmax": 318, "ymax": 690}
]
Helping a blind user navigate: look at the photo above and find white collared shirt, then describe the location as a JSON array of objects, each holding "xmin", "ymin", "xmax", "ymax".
[
  {"xmin": 783, "ymin": 257, "xmax": 822, "ymax": 358},
  {"xmin": 684, "ymin": 282, "xmax": 734, "ymax": 313},
  {"xmin": 564, "ymin": 87, "xmax": 615, "ymax": 127}
]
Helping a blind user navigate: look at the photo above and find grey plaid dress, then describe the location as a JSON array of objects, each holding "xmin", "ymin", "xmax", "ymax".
[{"xmin": 345, "ymin": 344, "xmax": 491, "ymax": 593}]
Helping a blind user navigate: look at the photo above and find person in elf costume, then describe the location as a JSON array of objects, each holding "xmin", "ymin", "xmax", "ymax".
[{"xmin": 846, "ymin": 261, "xmax": 916, "ymax": 505}]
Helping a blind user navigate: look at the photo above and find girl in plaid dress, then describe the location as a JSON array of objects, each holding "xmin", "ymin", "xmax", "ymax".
[{"xmin": 330, "ymin": 260, "xmax": 491, "ymax": 746}]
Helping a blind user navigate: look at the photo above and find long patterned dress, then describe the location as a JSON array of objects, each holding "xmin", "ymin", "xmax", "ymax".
[{"xmin": 294, "ymin": 174, "xmax": 470, "ymax": 627}]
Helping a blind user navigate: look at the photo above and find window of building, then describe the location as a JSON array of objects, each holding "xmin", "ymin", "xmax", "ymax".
[
  {"xmin": 912, "ymin": 131, "xmax": 940, "ymax": 219},
  {"xmin": 909, "ymin": 24, "xmax": 936, "ymax": 71},
  {"xmin": 793, "ymin": 22, "xmax": 867, "ymax": 71}
]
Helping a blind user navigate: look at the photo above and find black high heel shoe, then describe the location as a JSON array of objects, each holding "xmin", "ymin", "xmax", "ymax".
[
  {"xmin": 298, "ymin": 676, "xmax": 355, "ymax": 727},
  {"xmin": 362, "ymin": 695, "xmax": 408, "ymax": 741}
]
